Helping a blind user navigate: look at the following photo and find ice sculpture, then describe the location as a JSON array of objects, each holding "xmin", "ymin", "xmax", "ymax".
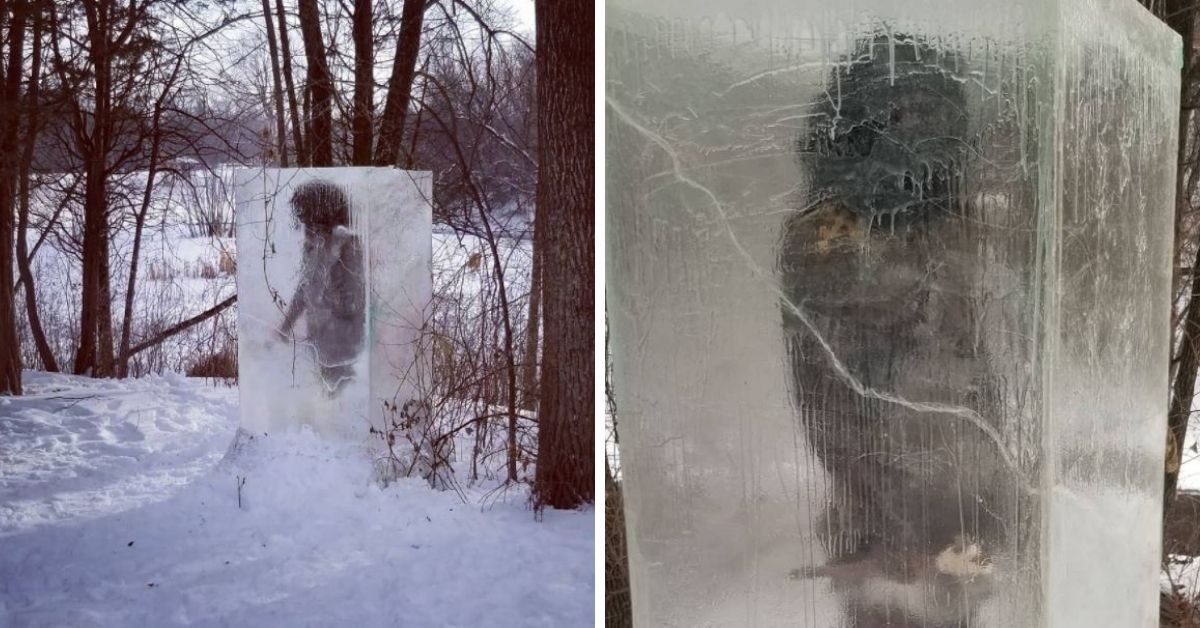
[
  {"xmin": 234, "ymin": 168, "xmax": 432, "ymax": 441},
  {"xmin": 607, "ymin": 1, "xmax": 1179, "ymax": 626}
]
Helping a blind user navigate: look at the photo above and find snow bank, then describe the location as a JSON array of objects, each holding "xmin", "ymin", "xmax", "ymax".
[{"xmin": 0, "ymin": 372, "xmax": 592, "ymax": 627}]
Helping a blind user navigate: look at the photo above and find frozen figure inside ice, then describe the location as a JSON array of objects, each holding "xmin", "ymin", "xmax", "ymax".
[
  {"xmin": 276, "ymin": 180, "xmax": 367, "ymax": 397},
  {"xmin": 779, "ymin": 32, "xmax": 1031, "ymax": 628}
]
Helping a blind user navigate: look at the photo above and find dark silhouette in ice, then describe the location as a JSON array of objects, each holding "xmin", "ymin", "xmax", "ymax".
[
  {"xmin": 781, "ymin": 32, "xmax": 1017, "ymax": 627},
  {"xmin": 277, "ymin": 180, "xmax": 367, "ymax": 396}
]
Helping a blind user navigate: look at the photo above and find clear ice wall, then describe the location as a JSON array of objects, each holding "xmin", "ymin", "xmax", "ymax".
[
  {"xmin": 606, "ymin": 0, "xmax": 1180, "ymax": 626},
  {"xmin": 234, "ymin": 168, "xmax": 432, "ymax": 442}
]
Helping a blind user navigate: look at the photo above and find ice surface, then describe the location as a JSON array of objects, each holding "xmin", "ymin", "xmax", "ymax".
[
  {"xmin": 234, "ymin": 168, "xmax": 432, "ymax": 441},
  {"xmin": 606, "ymin": 1, "xmax": 1179, "ymax": 626}
]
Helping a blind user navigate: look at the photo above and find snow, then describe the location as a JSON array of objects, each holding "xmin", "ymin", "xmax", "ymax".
[
  {"xmin": 0, "ymin": 371, "xmax": 592, "ymax": 627},
  {"xmin": 1166, "ymin": 554, "xmax": 1200, "ymax": 598}
]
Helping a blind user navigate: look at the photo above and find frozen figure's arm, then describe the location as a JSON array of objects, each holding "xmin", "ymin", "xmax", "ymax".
[{"xmin": 277, "ymin": 287, "xmax": 307, "ymax": 341}]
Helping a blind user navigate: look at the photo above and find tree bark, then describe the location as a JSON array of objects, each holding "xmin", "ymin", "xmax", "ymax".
[
  {"xmin": 350, "ymin": 0, "xmax": 372, "ymax": 165},
  {"xmin": 373, "ymin": 0, "xmax": 425, "ymax": 166},
  {"xmin": 261, "ymin": 0, "xmax": 288, "ymax": 166},
  {"xmin": 296, "ymin": 0, "xmax": 332, "ymax": 166},
  {"xmin": 532, "ymin": 0, "xmax": 594, "ymax": 510},
  {"xmin": 274, "ymin": 0, "xmax": 305, "ymax": 164},
  {"xmin": 0, "ymin": 0, "xmax": 29, "ymax": 394}
]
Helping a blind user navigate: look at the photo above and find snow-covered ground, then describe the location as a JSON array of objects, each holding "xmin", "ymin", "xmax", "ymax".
[{"xmin": 0, "ymin": 371, "xmax": 592, "ymax": 627}]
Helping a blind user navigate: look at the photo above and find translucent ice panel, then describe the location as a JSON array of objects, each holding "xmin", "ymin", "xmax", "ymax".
[
  {"xmin": 606, "ymin": 1, "xmax": 1178, "ymax": 626},
  {"xmin": 235, "ymin": 168, "xmax": 432, "ymax": 441}
]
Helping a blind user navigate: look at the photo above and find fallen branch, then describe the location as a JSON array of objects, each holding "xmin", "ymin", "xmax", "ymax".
[{"xmin": 126, "ymin": 294, "xmax": 237, "ymax": 359}]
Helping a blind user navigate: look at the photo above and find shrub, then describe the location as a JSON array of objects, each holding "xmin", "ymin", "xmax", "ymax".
[{"xmin": 186, "ymin": 346, "xmax": 237, "ymax": 380}]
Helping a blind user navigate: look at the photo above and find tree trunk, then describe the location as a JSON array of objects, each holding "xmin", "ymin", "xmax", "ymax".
[
  {"xmin": 350, "ymin": 0, "xmax": 372, "ymax": 165},
  {"xmin": 0, "ymin": 0, "xmax": 29, "ymax": 394},
  {"xmin": 15, "ymin": 6, "xmax": 55, "ymax": 372},
  {"xmin": 520, "ymin": 219, "xmax": 541, "ymax": 410},
  {"xmin": 402, "ymin": 64, "xmax": 429, "ymax": 169},
  {"xmin": 16, "ymin": 154, "xmax": 55, "ymax": 375},
  {"xmin": 274, "ymin": 0, "xmax": 305, "ymax": 164},
  {"xmin": 1168, "ymin": 260, "xmax": 1200, "ymax": 513},
  {"xmin": 95, "ymin": 230, "xmax": 116, "ymax": 377},
  {"xmin": 261, "ymin": 0, "xmax": 289, "ymax": 167},
  {"xmin": 74, "ymin": 0, "xmax": 115, "ymax": 377},
  {"xmin": 605, "ymin": 461, "xmax": 632, "ymax": 628},
  {"xmin": 74, "ymin": 156, "xmax": 105, "ymax": 375},
  {"xmin": 296, "ymin": 0, "xmax": 332, "ymax": 166},
  {"xmin": 532, "ymin": 0, "xmax": 594, "ymax": 510},
  {"xmin": 373, "ymin": 0, "xmax": 425, "ymax": 166}
]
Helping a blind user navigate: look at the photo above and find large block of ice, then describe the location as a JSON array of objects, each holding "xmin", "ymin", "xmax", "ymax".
[
  {"xmin": 607, "ymin": 1, "xmax": 1179, "ymax": 626},
  {"xmin": 235, "ymin": 168, "xmax": 432, "ymax": 441}
]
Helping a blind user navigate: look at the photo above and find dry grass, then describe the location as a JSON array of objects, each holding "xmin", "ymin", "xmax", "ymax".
[
  {"xmin": 185, "ymin": 345, "xmax": 237, "ymax": 380},
  {"xmin": 218, "ymin": 249, "xmax": 236, "ymax": 275},
  {"xmin": 1163, "ymin": 589, "xmax": 1200, "ymax": 627}
]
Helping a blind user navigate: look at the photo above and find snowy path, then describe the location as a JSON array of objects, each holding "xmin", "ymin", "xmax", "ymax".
[{"xmin": 0, "ymin": 372, "xmax": 593, "ymax": 628}]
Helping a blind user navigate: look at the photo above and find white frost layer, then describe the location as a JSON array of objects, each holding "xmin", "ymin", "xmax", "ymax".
[{"xmin": 0, "ymin": 371, "xmax": 592, "ymax": 627}]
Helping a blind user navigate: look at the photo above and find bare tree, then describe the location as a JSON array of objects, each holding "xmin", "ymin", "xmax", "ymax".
[
  {"xmin": 296, "ymin": 0, "xmax": 333, "ymax": 166},
  {"xmin": 532, "ymin": 0, "xmax": 594, "ymax": 510},
  {"xmin": 520, "ymin": 225, "xmax": 540, "ymax": 408},
  {"xmin": 116, "ymin": 41, "xmax": 186, "ymax": 377},
  {"xmin": 0, "ymin": 0, "xmax": 31, "ymax": 394},
  {"xmin": 261, "ymin": 0, "xmax": 289, "ymax": 166},
  {"xmin": 15, "ymin": 0, "xmax": 55, "ymax": 373},
  {"xmin": 275, "ymin": 0, "xmax": 305, "ymax": 164},
  {"xmin": 374, "ymin": 0, "xmax": 426, "ymax": 166},
  {"xmin": 350, "ymin": 0, "xmax": 372, "ymax": 165},
  {"xmin": 68, "ymin": 0, "xmax": 143, "ymax": 377}
]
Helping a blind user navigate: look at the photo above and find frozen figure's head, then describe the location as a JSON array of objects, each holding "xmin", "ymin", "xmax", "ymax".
[
  {"xmin": 797, "ymin": 33, "xmax": 969, "ymax": 228},
  {"xmin": 290, "ymin": 179, "xmax": 352, "ymax": 234}
]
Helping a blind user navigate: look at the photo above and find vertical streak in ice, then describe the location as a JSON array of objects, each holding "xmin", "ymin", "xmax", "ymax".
[{"xmin": 887, "ymin": 26, "xmax": 896, "ymax": 86}]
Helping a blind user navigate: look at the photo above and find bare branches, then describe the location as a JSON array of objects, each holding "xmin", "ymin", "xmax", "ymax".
[{"xmin": 445, "ymin": 0, "xmax": 531, "ymax": 53}]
